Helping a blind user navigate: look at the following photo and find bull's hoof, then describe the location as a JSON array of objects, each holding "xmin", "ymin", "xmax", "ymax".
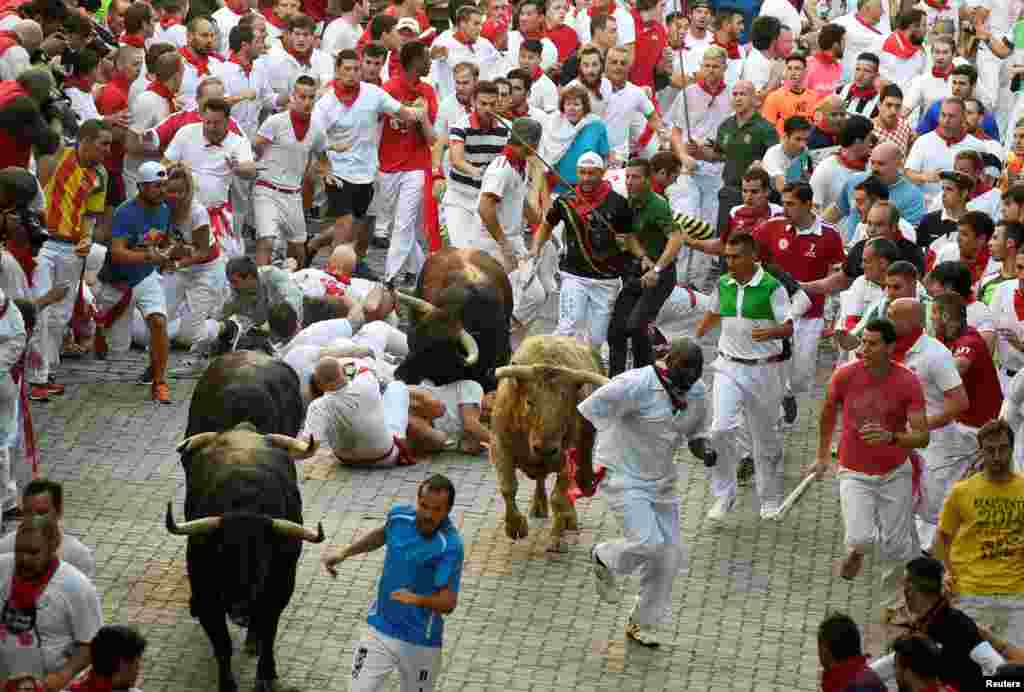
[
  {"xmin": 243, "ymin": 629, "xmax": 260, "ymax": 656},
  {"xmin": 254, "ymin": 679, "xmax": 299, "ymax": 692},
  {"xmin": 218, "ymin": 675, "xmax": 239, "ymax": 692},
  {"xmin": 505, "ymin": 511, "xmax": 529, "ymax": 540}
]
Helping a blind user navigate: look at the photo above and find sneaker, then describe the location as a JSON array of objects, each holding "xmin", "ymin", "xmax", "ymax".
[
  {"xmin": 625, "ymin": 622, "xmax": 661, "ymax": 648},
  {"xmin": 760, "ymin": 500, "xmax": 781, "ymax": 520},
  {"xmin": 706, "ymin": 496, "xmax": 735, "ymax": 522},
  {"xmin": 169, "ymin": 357, "xmax": 208, "ymax": 379},
  {"xmin": 152, "ymin": 382, "xmax": 171, "ymax": 404},
  {"xmin": 28, "ymin": 385, "xmax": 50, "ymax": 402},
  {"xmin": 782, "ymin": 395, "xmax": 798, "ymax": 425},
  {"xmin": 591, "ymin": 547, "xmax": 621, "ymax": 603},
  {"xmin": 137, "ymin": 366, "xmax": 154, "ymax": 385},
  {"xmin": 736, "ymin": 457, "xmax": 755, "ymax": 483},
  {"xmin": 45, "ymin": 383, "xmax": 65, "ymax": 396}
]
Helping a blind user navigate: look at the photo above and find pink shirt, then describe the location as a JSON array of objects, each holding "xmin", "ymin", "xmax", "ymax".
[{"xmin": 805, "ymin": 54, "xmax": 843, "ymax": 97}]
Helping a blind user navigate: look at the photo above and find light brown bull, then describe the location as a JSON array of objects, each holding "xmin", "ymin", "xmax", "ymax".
[{"xmin": 491, "ymin": 335, "xmax": 608, "ymax": 552}]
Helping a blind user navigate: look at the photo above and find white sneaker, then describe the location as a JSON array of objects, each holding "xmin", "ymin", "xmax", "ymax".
[
  {"xmin": 706, "ymin": 496, "xmax": 735, "ymax": 522},
  {"xmin": 760, "ymin": 500, "xmax": 781, "ymax": 520},
  {"xmin": 625, "ymin": 621, "xmax": 660, "ymax": 647},
  {"xmin": 591, "ymin": 547, "xmax": 621, "ymax": 603}
]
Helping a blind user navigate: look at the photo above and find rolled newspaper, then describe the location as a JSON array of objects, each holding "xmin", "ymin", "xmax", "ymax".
[{"xmin": 766, "ymin": 472, "xmax": 818, "ymax": 521}]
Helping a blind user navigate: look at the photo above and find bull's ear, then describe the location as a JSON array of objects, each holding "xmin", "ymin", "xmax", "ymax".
[{"xmin": 176, "ymin": 432, "xmax": 219, "ymax": 454}]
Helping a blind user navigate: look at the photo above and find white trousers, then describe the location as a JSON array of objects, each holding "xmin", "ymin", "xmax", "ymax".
[
  {"xmin": 554, "ymin": 272, "xmax": 621, "ymax": 347},
  {"xmin": 354, "ymin": 321, "xmax": 409, "ymax": 360},
  {"xmin": 27, "ymin": 241, "xmax": 84, "ymax": 384},
  {"xmin": 350, "ymin": 627, "xmax": 442, "ymax": 692},
  {"xmin": 595, "ymin": 483, "xmax": 684, "ymax": 627},
  {"xmin": 0, "ymin": 373, "xmax": 17, "ymax": 510},
  {"xmin": 443, "ymin": 203, "xmax": 479, "ymax": 251},
  {"xmin": 378, "ymin": 170, "xmax": 426, "ymax": 281},
  {"xmin": 95, "ymin": 272, "xmax": 167, "ymax": 354},
  {"xmin": 916, "ymin": 425, "xmax": 979, "ymax": 547},
  {"xmin": 785, "ymin": 316, "xmax": 824, "ymax": 397},
  {"xmin": 253, "ymin": 186, "xmax": 307, "ymax": 244},
  {"xmin": 383, "ymin": 380, "xmax": 410, "ymax": 439},
  {"xmin": 709, "ymin": 359, "xmax": 785, "ymax": 504},
  {"xmin": 173, "ymin": 260, "xmax": 228, "ymax": 347},
  {"xmin": 684, "ymin": 164, "xmax": 723, "ymax": 291},
  {"xmin": 838, "ymin": 461, "xmax": 920, "ymax": 609},
  {"xmin": 958, "ymin": 595, "xmax": 1024, "ymax": 648}
]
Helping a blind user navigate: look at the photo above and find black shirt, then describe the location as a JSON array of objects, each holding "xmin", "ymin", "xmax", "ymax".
[
  {"xmin": 545, "ymin": 189, "xmax": 634, "ymax": 279},
  {"xmin": 925, "ymin": 604, "xmax": 986, "ymax": 692},
  {"xmin": 917, "ymin": 210, "xmax": 958, "ymax": 252},
  {"xmin": 843, "ymin": 237, "xmax": 925, "ymax": 279}
]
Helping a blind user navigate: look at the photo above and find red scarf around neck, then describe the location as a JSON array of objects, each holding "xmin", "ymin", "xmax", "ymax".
[
  {"xmin": 68, "ymin": 672, "xmax": 114, "ymax": 692},
  {"xmin": 654, "ymin": 364, "xmax": 688, "ymax": 411},
  {"xmin": 713, "ymin": 36, "xmax": 740, "ymax": 59},
  {"xmin": 932, "ymin": 64, "xmax": 953, "ymax": 79},
  {"xmin": 64, "ymin": 75, "xmax": 95, "ymax": 93},
  {"xmin": 891, "ymin": 327, "xmax": 923, "ymax": 362},
  {"xmin": 333, "ymin": 79, "xmax": 360, "ymax": 107},
  {"xmin": 286, "ymin": 43, "xmax": 313, "ymax": 68},
  {"xmin": 698, "ymin": 78, "xmax": 726, "ymax": 98},
  {"xmin": 573, "ymin": 180, "xmax": 612, "ymax": 223},
  {"xmin": 821, "ymin": 656, "xmax": 875, "ymax": 692},
  {"xmin": 181, "ymin": 46, "xmax": 211, "ymax": 75},
  {"xmin": 326, "ymin": 266, "xmax": 351, "ymax": 284},
  {"xmin": 229, "ymin": 50, "xmax": 252, "ymax": 76},
  {"xmin": 8, "ymin": 559, "xmax": 58, "ymax": 610},
  {"xmin": 507, "ymin": 102, "xmax": 530, "ymax": 118},
  {"xmin": 530, "ymin": 65, "xmax": 544, "ymax": 81},
  {"xmin": 855, "ymin": 13, "xmax": 882, "ymax": 33},
  {"xmin": 501, "ymin": 144, "xmax": 527, "ymax": 177},
  {"xmin": 1014, "ymin": 287, "xmax": 1024, "ymax": 320},
  {"xmin": 146, "ymin": 79, "xmax": 177, "ymax": 108},
  {"xmin": 224, "ymin": 0, "xmax": 250, "ymax": 16},
  {"xmin": 261, "ymin": 7, "xmax": 289, "ymax": 29},
  {"xmin": 290, "ymin": 110, "xmax": 310, "ymax": 141},
  {"xmin": 520, "ymin": 27, "xmax": 544, "ymax": 41},
  {"xmin": 882, "ymin": 31, "xmax": 920, "ymax": 59},
  {"xmin": 0, "ymin": 30, "xmax": 18, "ymax": 54},
  {"xmin": 589, "ymin": 0, "xmax": 616, "ymax": 16},
  {"xmin": 453, "ymin": 29, "xmax": 473, "ymax": 46},
  {"xmin": 837, "ymin": 150, "xmax": 867, "ymax": 170},
  {"xmin": 847, "ymin": 82, "xmax": 877, "ymax": 100},
  {"xmin": 814, "ymin": 49, "xmax": 837, "ymax": 64},
  {"xmin": 936, "ymin": 128, "xmax": 966, "ymax": 147},
  {"xmin": 120, "ymin": 31, "xmax": 146, "ymax": 48},
  {"xmin": 160, "ymin": 13, "xmax": 183, "ymax": 29},
  {"xmin": 923, "ymin": 0, "xmax": 951, "ymax": 10},
  {"xmin": 651, "ymin": 179, "xmax": 665, "ymax": 195}
]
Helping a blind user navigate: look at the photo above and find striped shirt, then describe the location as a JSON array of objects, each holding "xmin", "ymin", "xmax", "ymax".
[
  {"xmin": 446, "ymin": 112, "xmax": 508, "ymax": 203},
  {"xmin": 872, "ymin": 116, "xmax": 915, "ymax": 158},
  {"xmin": 836, "ymin": 83, "xmax": 880, "ymax": 118},
  {"xmin": 44, "ymin": 148, "xmax": 107, "ymax": 242}
]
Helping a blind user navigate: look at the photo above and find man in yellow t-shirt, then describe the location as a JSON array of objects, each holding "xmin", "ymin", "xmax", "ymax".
[{"xmin": 939, "ymin": 418, "xmax": 1024, "ymax": 648}]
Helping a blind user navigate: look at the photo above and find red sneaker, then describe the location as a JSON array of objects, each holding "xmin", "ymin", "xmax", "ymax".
[
  {"xmin": 152, "ymin": 382, "xmax": 171, "ymax": 405},
  {"xmin": 28, "ymin": 385, "xmax": 49, "ymax": 402},
  {"xmin": 46, "ymin": 383, "xmax": 65, "ymax": 396}
]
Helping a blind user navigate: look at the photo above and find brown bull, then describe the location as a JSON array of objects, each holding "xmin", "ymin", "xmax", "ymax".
[{"xmin": 491, "ymin": 335, "xmax": 608, "ymax": 552}]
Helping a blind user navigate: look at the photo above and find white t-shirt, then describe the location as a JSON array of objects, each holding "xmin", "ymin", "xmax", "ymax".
[
  {"xmin": 0, "ymin": 250, "xmax": 29, "ymax": 301},
  {"xmin": 850, "ymin": 217, "xmax": 917, "ymax": 244},
  {"xmin": 0, "ymin": 558, "xmax": 102, "ymax": 679},
  {"xmin": 901, "ymin": 333, "xmax": 963, "ymax": 432},
  {"xmin": 289, "ymin": 269, "xmax": 350, "ymax": 300},
  {"xmin": 320, "ymin": 16, "xmax": 362, "ymax": 60},
  {"xmin": 810, "ymin": 153, "xmax": 861, "ymax": 210},
  {"xmin": 428, "ymin": 31, "xmax": 501, "ymax": 103},
  {"xmin": 164, "ymin": 123, "xmax": 255, "ymax": 208},
  {"xmin": 256, "ymin": 111, "xmax": 327, "ymax": 190},
  {"xmin": 606, "ymin": 81, "xmax": 656, "ymax": 158},
  {"xmin": 155, "ymin": 22, "xmax": 187, "ymax": 48},
  {"xmin": 570, "ymin": 5, "xmax": 636, "ymax": 46},
  {"xmin": 257, "ymin": 46, "xmax": 333, "ymax": 112},
  {"xmin": 211, "ymin": 7, "xmax": 253, "ymax": 55},
  {"xmin": 903, "ymin": 71, "xmax": 952, "ymax": 124},
  {"xmin": 991, "ymin": 281, "xmax": 1024, "ymax": 373},
  {"xmin": 761, "ymin": 142, "xmax": 801, "ymax": 179},
  {"xmin": 740, "ymin": 48, "xmax": 774, "ymax": 92},
  {"xmin": 504, "ymin": 31, "xmax": 558, "ymax": 74},
  {"xmin": 284, "ymin": 317, "xmax": 354, "ymax": 353},
  {"xmin": 0, "ymin": 533, "xmax": 94, "ymax": 579},
  {"xmin": 436, "ymin": 94, "xmax": 469, "ymax": 147},
  {"xmin": 670, "ymin": 82, "xmax": 731, "ymax": 147},
  {"xmin": 527, "ymin": 72, "xmax": 559, "ymax": 114},
  {"xmin": 758, "ymin": 0, "xmax": 801, "ymax": 36},
  {"xmin": 180, "ymin": 53, "xmax": 225, "ymax": 112},
  {"xmin": 311, "ymin": 83, "xmax": 401, "ymax": 185},
  {"xmin": 415, "ymin": 379, "xmax": 483, "ymax": 436},
  {"xmin": 125, "ymin": 90, "xmax": 174, "ymax": 180},
  {"xmin": 878, "ymin": 42, "xmax": 927, "ymax": 86},
  {"xmin": 831, "ymin": 13, "xmax": 886, "ymax": 83},
  {"xmin": 837, "ymin": 274, "xmax": 885, "ymax": 332},
  {"xmin": 212, "ymin": 59, "xmax": 272, "ymax": 141},
  {"xmin": 300, "ymin": 370, "xmax": 392, "ymax": 456},
  {"xmin": 906, "ymin": 132, "xmax": 986, "ymax": 207},
  {"xmin": 478, "ymin": 155, "xmax": 530, "ymax": 239},
  {"xmin": 0, "ymin": 45, "xmax": 29, "ymax": 82}
]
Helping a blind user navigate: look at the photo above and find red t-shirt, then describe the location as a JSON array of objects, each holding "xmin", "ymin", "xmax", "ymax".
[
  {"xmin": 356, "ymin": 7, "xmax": 434, "ymax": 53},
  {"xmin": 725, "ymin": 204, "xmax": 777, "ymax": 245},
  {"xmin": 753, "ymin": 217, "xmax": 845, "ymax": 318},
  {"xmin": 0, "ymin": 80, "xmax": 31, "ymax": 169},
  {"xmin": 628, "ymin": 13, "xmax": 667, "ymax": 88},
  {"xmin": 546, "ymin": 24, "xmax": 579, "ymax": 62},
  {"xmin": 829, "ymin": 360, "xmax": 926, "ymax": 475},
  {"xmin": 379, "ymin": 75, "xmax": 437, "ymax": 173},
  {"xmin": 946, "ymin": 327, "xmax": 1003, "ymax": 428},
  {"xmin": 95, "ymin": 76, "xmax": 131, "ymax": 175}
]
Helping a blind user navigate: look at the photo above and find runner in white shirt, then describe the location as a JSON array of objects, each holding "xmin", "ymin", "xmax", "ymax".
[
  {"xmin": 211, "ymin": 0, "xmax": 254, "ymax": 56},
  {"xmin": 505, "ymin": 0, "xmax": 558, "ymax": 74},
  {"xmin": 902, "ymin": 35, "xmax": 957, "ymax": 124},
  {"xmin": 252, "ymin": 76, "xmax": 327, "ymax": 268},
  {"xmin": 476, "ymin": 117, "xmax": 539, "ymax": 269},
  {"xmin": 320, "ymin": 0, "xmax": 365, "ymax": 59},
  {"xmin": 572, "ymin": 0, "xmax": 635, "ymax": 46},
  {"xmin": 566, "ymin": 45, "xmax": 613, "ymax": 118},
  {"xmin": 757, "ymin": 0, "xmax": 800, "ymax": 38},
  {"xmin": 213, "ymin": 21, "xmax": 272, "ymax": 140},
  {"xmin": 740, "ymin": 16, "xmax": 781, "ymax": 96},
  {"xmin": 905, "ymin": 98, "xmax": 984, "ymax": 208},
  {"xmin": 519, "ymin": 38, "xmax": 559, "ymax": 113},
  {"xmin": 64, "ymin": 50, "xmax": 101, "ymax": 124},
  {"xmin": 605, "ymin": 45, "xmax": 660, "ymax": 167},
  {"xmin": 178, "ymin": 17, "xmax": 225, "ymax": 112},
  {"xmin": 877, "ymin": 9, "xmax": 928, "ymax": 86},
  {"xmin": 810, "ymin": 114, "xmax": 874, "ymax": 211},
  {"xmin": 431, "ymin": 61, "xmax": 475, "ymax": 183},
  {"xmin": 124, "ymin": 52, "xmax": 182, "ymax": 198},
  {"xmin": 991, "ymin": 250, "xmax": 1024, "ymax": 392},
  {"xmin": 830, "ymin": 0, "xmax": 886, "ymax": 83},
  {"xmin": 309, "ymin": 49, "xmax": 421, "ymax": 271},
  {"xmin": 164, "ymin": 99, "xmax": 259, "ymax": 259},
  {"xmin": 966, "ymin": 0, "xmax": 1015, "ymax": 120},
  {"xmin": 256, "ymin": 15, "xmax": 333, "ymax": 114},
  {"xmin": 155, "ymin": 0, "xmax": 188, "ymax": 48},
  {"xmin": 0, "ymin": 21, "xmax": 36, "ymax": 82},
  {"xmin": 761, "ymin": 117, "xmax": 811, "ymax": 193},
  {"xmin": 429, "ymin": 6, "xmax": 500, "ymax": 104}
]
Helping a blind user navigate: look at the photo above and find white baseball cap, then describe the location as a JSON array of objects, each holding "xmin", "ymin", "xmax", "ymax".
[
  {"xmin": 576, "ymin": 152, "xmax": 605, "ymax": 170},
  {"xmin": 137, "ymin": 161, "xmax": 167, "ymax": 185},
  {"xmin": 395, "ymin": 17, "xmax": 419, "ymax": 33}
]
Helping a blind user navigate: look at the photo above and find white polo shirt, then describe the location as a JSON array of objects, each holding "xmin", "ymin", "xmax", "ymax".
[
  {"xmin": 709, "ymin": 265, "xmax": 792, "ymax": 360},
  {"xmin": 211, "ymin": 6, "xmax": 254, "ymax": 55},
  {"xmin": 310, "ymin": 82, "xmax": 401, "ymax": 185},
  {"xmin": 903, "ymin": 70, "xmax": 952, "ymax": 123},
  {"xmin": 740, "ymin": 47, "xmax": 774, "ymax": 92},
  {"xmin": 901, "ymin": 332, "xmax": 962, "ymax": 432},
  {"xmin": 428, "ymin": 31, "xmax": 501, "ymax": 103},
  {"xmin": 906, "ymin": 131, "xmax": 985, "ymax": 206},
  {"xmin": 256, "ymin": 111, "xmax": 328, "ymax": 190},
  {"xmin": 180, "ymin": 53, "xmax": 225, "ymax": 111},
  {"xmin": 320, "ymin": 15, "xmax": 362, "ymax": 59},
  {"xmin": 606, "ymin": 81, "xmax": 656, "ymax": 158},
  {"xmin": 478, "ymin": 155, "xmax": 530, "ymax": 239},
  {"xmin": 212, "ymin": 59, "xmax": 272, "ymax": 140},
  {"xmin": 124, "ymin": 89, "xmax": 174, "ymax": 180},
  {"xmin": 257, "ymin": 45, "xmax": 333, "ymax": 111},
  {"xmin": 164, "ymin": 122, "xmax": 255, "ymax": 207}
]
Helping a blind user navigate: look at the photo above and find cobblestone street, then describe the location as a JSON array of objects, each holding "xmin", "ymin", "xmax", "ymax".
[{"xmin": 28, "ymin": 244, "xmax": 892, "ymax": 692}]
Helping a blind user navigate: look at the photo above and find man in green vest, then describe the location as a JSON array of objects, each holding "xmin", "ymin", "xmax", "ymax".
[{"xmin": 696, "ymin": 231, "xmax": 794, "ymax": 522}]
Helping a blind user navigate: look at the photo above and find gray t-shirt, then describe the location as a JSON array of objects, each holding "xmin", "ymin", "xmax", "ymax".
[{"xmin": 0, "ymin": 532, "xmax": 95, "ymax": 579}]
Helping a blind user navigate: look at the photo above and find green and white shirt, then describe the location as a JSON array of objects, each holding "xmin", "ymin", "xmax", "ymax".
[{"xmin": 709, "ymin": 265, "xmax": 791, "ymax": 360}]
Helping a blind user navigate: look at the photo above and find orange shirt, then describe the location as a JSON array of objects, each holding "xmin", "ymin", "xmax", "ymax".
[
  {"xmin": 44, "ymin": 148, "xmax": 107, "ymax": 242},
  {"xmin": 761, "ymin": 87, "xmax": 821, "ymax": 136}
]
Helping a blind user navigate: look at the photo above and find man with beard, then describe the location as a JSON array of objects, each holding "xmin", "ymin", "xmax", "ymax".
[
  {"xmin": 805, "ymin": 24, "xmax": 845, "ymax": 97},
  {"xmin": 323, "ymin": 475, "xmax": 463, "ymax": 692},
  {"xmin": 878, "ymin": 9, "xmax": 927, "ymax": 85},
  {"xmin": 431, "ymin": 62, "xmax": 476, "ymax": 202},
  {"xmin": 562, "ymin": 12, "xmax": 618, "ymax": 87},
  {"xmin": 835, "ymin": 52, "xmax": 880, "ymax": 118},
  {"xmin": 567, "ymin": 45, "xmax": 612, "ymax": 118},
  {"xmin": 179, "ymin": 17, "xmax": 224, "ymax": 111}
]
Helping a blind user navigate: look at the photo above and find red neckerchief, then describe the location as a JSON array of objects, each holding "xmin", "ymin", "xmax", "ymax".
[
  {"xmin": 967, "ymin": 245, "xmax": 991, "ymax": 282},
  {"xmin": 160, "ymin": 13, "xmax": 183, "ymax": 29},
  {"xmin": 891, "ymin": 327, "xmax": 924, "ymax": 362},
  {"xmin": 64, "ymin": 75, "xmax": 95, "ymax": 93},
  {"xmin": 468, "ymin": 110, "xmax": 495, "ymax": 130},
  {"xmin": 508, "ymin": 102, "xmax": 530, "ymax": 118},
  {"xmin": 936, "ymin": 128, "xmax": 966, "ymax": 147},
  {"xmin": 107, "ymin": 71, "xmax": 131, "ymax": 94},
  {"xmin": 290, "ymin": 110, "xmax": 311, "ymax": 141},
  {"xmin": 181, "ymin": 46, "xmax": 211, "ymax": 76},
  {"xmin": 837, "ymin": 150, "xmax": 867, "ymax": 170},
  {"xmin": 0, "ymin": 30, "xmax": 17, "ymax": 54},
  {"xmin": 120, "ymin": 31, "xmax": 146, "ymax": 48},
  {"xmin": 713, "ymin": 36, "xmax": 740, "ymax": 59},
  {"xmin": 651, "ymin": 179, "xmax": 665, "ymax": 195},
  {"xmin": 8, "ymin": 559, "xmax": 58, "ymax": 610},
  {"xmin": 520, "ymin": 28, "xmax": 544, "ymax": 41},
  {"xmin": 589, "ymin": 0, "xmax": 616, "ymax": 16},
  {"xmin": 698, "ymin": 78, "xmax": 726, "ymax": 98},
  {"xmin": 285, "ymin": 43, "xmax": 313, "ymax": 68},
  {"xmin": 855, "ymin": 13, "xmax": 882, "ymax": 33},
  {"xmin": 932, "ymin": 63, "xmax": 953, "ymax": 79},
  {"xmin": 229, "ymin": 50, "xmax": 252, "ymax": 76},
  {"xmin": 224, "ymin": 0, "xmax": 250, "ymax": 16},
  {"xmin": 146, "ymin": 79, "xmax": 177, "ymax": 109},
  {"xmin": 882, "ymin": 30, "xmax": 921, "ymax": 59},
  {"xmin": 847, "ymin": 80, "xmax": 877, "ymax": 100},
  {"xmin": 821, "ymin": 656, "xmax": 874, "ymax": 692},
  {"xmin": 481, "ymin": 18, "xmax": 507, "ymax": 44},
  {"xmin": 326, "ymin": 267, "xmax": 351, "ymax": 285},
  {"xmin": 502, "ymin": 144, "xmax": 527, "ymax": 177},
  {"xmin": 68, "ymin": 672, "xmax": 114, "ymax": 692},
  {"xmin": 332, "ymin": 79, "xmax": 360, "ymax": 107},
  {"xmin": 453, "ymin": 30, "xmax": 473, "ymax": 46},
  {"xmin": 572, "ymin": 180, "xmax": 612, "ymax": 223},
  {"xmin": 4, "ymin": 678, "xmax": 43, "ymax": 692},
  {"xmin": 923, "ymin": 0, "xmax": 951, "ymax": 10},
  {"xmin": 531, "ymin": 65, "xmax": 543, "ymax": 81},
  {"xmin": 654, "ymin": 365, "xmax": 687, "ymax": 411},
  {"xmin": 814, "ymin": 50, "xmax": 837, "ymax": 64},
  {"xmin": 1014, "ymin": 287, "xmax": 1024, "ymax": 320},
  {"xmin": 973, "ymin": 178, "xmax": 993, "ymax": 199},
  {"xmin": 261, "ymin": 7, "xmax": 289, "ymax": 29}
]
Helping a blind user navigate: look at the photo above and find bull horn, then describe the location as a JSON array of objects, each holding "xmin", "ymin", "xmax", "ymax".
[
  {"xmin": 165, "ymin": 502, "xmax": 222, "ymax": 536},
  {"xmin": 265, "ymin": 434, "xmax": 318, "ymax": 460},
  {"xmin": 559, "ymin": 368, "xmax": 610, "ymax": 388},
  {"xmin": 176, "ymin": 432, "xmax": 219, "ymax": 454},
  {"xmin": 458, "ymin": 329, "xmax": 479, "ymax": 366},
  {"xmin": 270, "ymin": 518, "xmax": 326, "ymax": 543},
  {"xmin": 392, "ymin": 289, "xmax": 436, "ymax": 316},
  {"xmin": 495, "ymin": 365, "xmax": 537, "ymax": 381}
]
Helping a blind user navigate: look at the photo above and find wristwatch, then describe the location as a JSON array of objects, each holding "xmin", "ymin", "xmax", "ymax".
[{"xmin": 653, "ymin": 264, "xmax": 662, "ymax": 273}]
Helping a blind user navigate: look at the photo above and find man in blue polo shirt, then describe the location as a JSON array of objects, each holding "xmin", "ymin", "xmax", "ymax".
[{"xmin": 322, "ymin": 474, "xmax": 464, "ymax": 692}]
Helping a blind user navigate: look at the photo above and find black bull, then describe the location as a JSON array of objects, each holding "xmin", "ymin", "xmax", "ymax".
[{"xmin": 172, "ymin": 351, "xmax": 322, "ymax": 692}]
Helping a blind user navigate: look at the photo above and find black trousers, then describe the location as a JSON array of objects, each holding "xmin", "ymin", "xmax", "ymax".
[{"xmin": 607, "ymin": 263, "xmax": 676, "ymax": 376}]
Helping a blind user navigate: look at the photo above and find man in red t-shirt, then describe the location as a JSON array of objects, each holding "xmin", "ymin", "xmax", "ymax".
[
  {"xmin": 377, "ymin": 40, "xmax": 436, "ymax": 286},
  {"xmin": 95, "ymin": 45, "xmax": 144, "ymax": 209},
  {"xmin": 753, "ymin": 181, "xmax": 844, "ymax": 424},
  {"xmin": 628, "ymin": 0, "xmax": 667, "ymax": 89},
  {"xmin": 809, "ymin": 318, "xmax": 929, "ymax": 615}
]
